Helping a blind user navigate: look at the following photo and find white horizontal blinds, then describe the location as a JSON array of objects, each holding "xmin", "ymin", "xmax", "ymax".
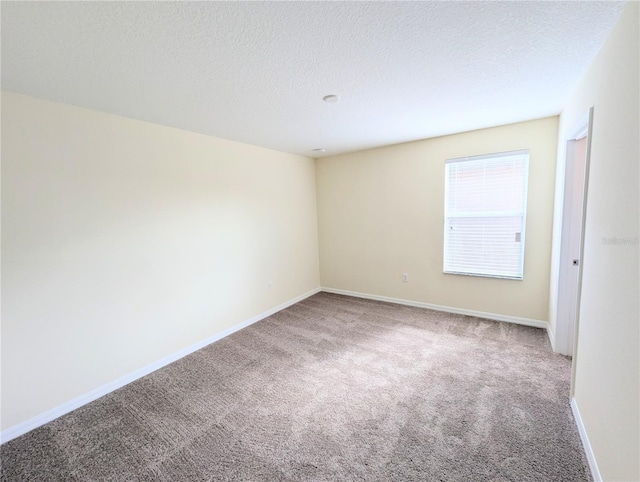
[{"xmin": 444, "ymin": 150, "xmax": 529, "ymax": 279}]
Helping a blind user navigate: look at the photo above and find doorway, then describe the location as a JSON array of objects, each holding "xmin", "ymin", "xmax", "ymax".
[{"xmin": 556, "ymin": 109, "xmax": 593, "ymax": 367}]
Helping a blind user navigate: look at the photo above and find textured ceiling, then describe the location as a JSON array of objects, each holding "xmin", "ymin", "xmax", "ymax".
[{"xmin": 1, "ymin": 1, "xmax": 625, "ymax": 157}]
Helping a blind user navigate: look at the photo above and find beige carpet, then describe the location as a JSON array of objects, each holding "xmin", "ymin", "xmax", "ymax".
[{"xmin": 1, "ymin": 292, "xmax": 590, "ymax": 481}]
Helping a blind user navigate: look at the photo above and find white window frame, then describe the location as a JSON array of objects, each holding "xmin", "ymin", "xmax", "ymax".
[{"xmin": 443, "ymin": 150, "xmax": 529, "ymax": 280}]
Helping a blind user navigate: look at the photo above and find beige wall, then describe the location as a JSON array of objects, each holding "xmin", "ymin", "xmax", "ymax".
[
  {"xmin": 316, "ymin": 117, "xmax": 558, "ymax": 322},
  {"xmin": 552, "ymin": 2, "xmax": 639, "ymax": 480},
  {"xmin": 0, "ymin": 92, "xmax": 320, "ymax": 430}
]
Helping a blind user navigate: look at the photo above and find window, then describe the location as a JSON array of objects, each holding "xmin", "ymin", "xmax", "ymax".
[{"xmin": 444, "ymin": 150, "xmax": 529, "ymax": 279}]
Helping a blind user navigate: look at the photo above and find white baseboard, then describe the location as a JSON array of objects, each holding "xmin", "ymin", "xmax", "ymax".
[
  {"xmin": 0, "ymin": 287, "xmax": 321, "ymax": 445},
  {"xmin": 546, "ymin": 324, "xmax": 556, "ymax": 351},
  {"xmin": 571, "ymin": 397, "xmax": 602, "ymax": 482},
  {"xmin": 321, "ymin": 287, "xmax": 549, "ymax": 330}
]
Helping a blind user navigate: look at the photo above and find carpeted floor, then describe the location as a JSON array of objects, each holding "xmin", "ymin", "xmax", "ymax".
[{"xmin": 1, "ymin": 293, "xmax": 590, "ymax": 481}]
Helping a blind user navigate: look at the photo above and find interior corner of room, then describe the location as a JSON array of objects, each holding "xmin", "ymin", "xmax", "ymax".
[{"xmin": 1, "ymin": 1, "xmax": 638, "ymax": 481}]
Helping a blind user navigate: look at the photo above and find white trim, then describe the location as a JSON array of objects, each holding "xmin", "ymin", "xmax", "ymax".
[
  {"xmin": 568, "ymin": 111, "xmax": 591, "ymax": 141},
  {"xmin": 445, "ymin": 149, "xmax": 529, "ymax": 164},
  {"xmin": 571, "ymin": 397, "xmax": 602, "ymax": 482},
  {"xmin": 0, "ymin": 287, "xmax": 321, "ymax": 445},
  {"xmin": 321, "ymin": 287, "xmax": 548, "ymax": 329},
  {"xmin": 546, "ymin": 323, "xmax": 556, "ymax": 351}
]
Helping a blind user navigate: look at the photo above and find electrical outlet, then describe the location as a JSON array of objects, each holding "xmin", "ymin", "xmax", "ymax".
[
  {"xmin": 267, "ymin": 281, "xmax": 273, "ymax": 291},
  {"xmin": 402, "ymin": 273, "xmax": 409, "ymax": 283}
]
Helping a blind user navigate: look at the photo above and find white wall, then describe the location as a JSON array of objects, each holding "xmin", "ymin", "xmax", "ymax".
[
  {"xmin": 1, "ymin": 92, "xmax": 320, "ymax": 431},
  {"xmin": 551, "ymin": 2, "xmax": 639, "ymax": 480},
  {"xmin": 316, "ymin": 117, "xmax": 558, "ymax": 322}
]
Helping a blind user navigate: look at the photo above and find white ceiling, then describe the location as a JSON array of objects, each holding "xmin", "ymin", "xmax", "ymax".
[{"xmin": 1, "ymin": 1, "xmax": 625, "ymax": 157}]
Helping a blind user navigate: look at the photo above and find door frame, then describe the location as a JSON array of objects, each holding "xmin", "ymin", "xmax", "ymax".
[{"xmin": 555, "ymin": 108, "xmax": 593, "ymax": 384}]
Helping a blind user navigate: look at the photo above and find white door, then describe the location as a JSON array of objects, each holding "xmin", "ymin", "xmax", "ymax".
[{"xmin": 556, "ymin": 110, "xmax": 592, "ymax": 358}]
